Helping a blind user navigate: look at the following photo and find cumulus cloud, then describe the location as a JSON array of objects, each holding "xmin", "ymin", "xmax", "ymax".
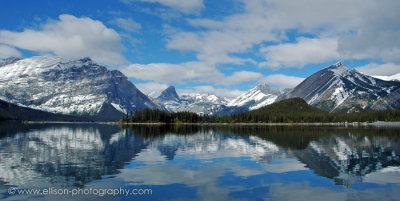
[
  {"xmin": 0, "ymin": 14, "xmax": 126, "ymax": 66},
  {"xmin": 222, "ymin": 71, "xmax": 263, "ymax": 85},
  {"xmin": 111, "ymin": 17, "xmax": 141, "ymax": 32},
  {"xmin": 120, "ymin": 62, "xmax": 199, "ymax": 83},
  {"xmin": 0, "ymin": 45, "xmax": 21, "ymax": 59},
  {"xmin": 259, "ymin": 74, "xmax": 305, "ymax": 89},
  {"xmin": 259, "ymin": 37, "xmax": 339, "ymax": 68},
  {"xmin": 166, "ymin": 0, "xmax": 400, "ymax": 68},
  {"xmin": 336, "ymin": 1, "xmax": 400, "ymax": 64},
  {"xmin": 167, "ymin": 12, "xmax": 277, "ymax": 65},
  {"xmin": 120, "ymin": 62, "xmax": 262, "ymax": 85},
  {"xmin": 356, "ymin": 63, "xmax": 400, "ymax": 76}
]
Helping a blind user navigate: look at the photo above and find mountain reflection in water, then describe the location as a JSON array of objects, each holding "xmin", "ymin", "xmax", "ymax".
[{"xmin": 0, "ymin": 122, "xmax": 400, "ymax": 200}]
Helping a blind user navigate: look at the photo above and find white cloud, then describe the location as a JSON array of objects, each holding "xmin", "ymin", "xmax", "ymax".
[
  {"xmin": 356, "ymin": 63, "xmax": 400, "ymax": 76},
  {"xmin": 120, "ymin": 62, "xmax": 262, "ymax": 85},
  {"xmin": 166, "ymin": 0, "xmax": 400, "ymax": 68},
  {"xmin": 166, "ymin": 32, "xmax": 202, "ymax": 52},
  {"xmin": 336, "ymin": 1, "xmax": 400, "ymax": 64},
  {"xmin": 260, "ymin": 74, "xmax": 305, "ymax": 89},
  {"xmin": 135, "ymin": 82, "xmax": 169, "ymax": 97},
  {"xmin": 0, "ymin": 14, "xmax": 126, "ymax": 66},
  {"xmin": 0, "ymin": 45, "xmax": 21, "ymax": 59},
  {"xmin": 168, "ymin": 13, "xmax": 277, "ymax": 65},
  {"xmin": 120, "ymin": 62, "xmax": 199, "ymax": 83},
  {"xmin": 252, "ymin": 0, "xmax": 400, "ymax": 65},
  {"xmin": 136, "ymin": 0, "xmax": 204, "ymax": 14},
  {"xmin": 259, "ymin": 37, "xmax": 339, "ymax": 68},
  {"xmin": 222, "ymin": 71, "xmax": 263, "ymax": 85},
  {"xmin": 111, "ymin": 17, "xmax": 141, "ymax": 32}
]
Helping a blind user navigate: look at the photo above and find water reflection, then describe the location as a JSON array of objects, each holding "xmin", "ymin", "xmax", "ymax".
[
  {"xmin": 297, "ymin": 134, "xmax": 400, "ymax": 186},
  {"xmin": 0, "ymin": 123, "xmax": 149, "ymax": 188},
  {"xmin": 0, "ymin": 122, "xmax": 400, "ymax": 200}
]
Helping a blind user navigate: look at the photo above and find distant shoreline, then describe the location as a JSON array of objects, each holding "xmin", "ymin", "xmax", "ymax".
[
  {"xmin": 18, "ymin": 120, "xmax": 400, "ymax": 127},
  {"xmin": 119, "ymin": 121, "xmax": 400, "ymax": 127}
]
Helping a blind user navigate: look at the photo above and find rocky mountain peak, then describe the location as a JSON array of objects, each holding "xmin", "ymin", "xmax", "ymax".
[
  {"xmin": 325, "ymin": 61, "xmax": 354, "ymax": 77},
  {"xmin": 157, "ymin": 86, "xmax": 180, "ymax": 102}
]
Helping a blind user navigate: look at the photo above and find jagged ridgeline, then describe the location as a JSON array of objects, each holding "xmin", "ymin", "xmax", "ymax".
[{"xmin": 123, "ymin": 98, "xmax": 400, "ymax": 123}]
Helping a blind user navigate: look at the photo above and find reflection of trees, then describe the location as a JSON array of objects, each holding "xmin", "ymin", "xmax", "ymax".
[{"xmin": 122, "ymin": 125, "xmax": 400, "ymax": 150}]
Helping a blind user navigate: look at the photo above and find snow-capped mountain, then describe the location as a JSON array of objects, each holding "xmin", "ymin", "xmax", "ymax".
[
  {"xmin": 278, "ymin": 62, "xmax": 400, "ymax": 112},
  {"xmin": 156, "ymin": 86, "xmax": 183, "ymax": 111},
  {"xmin": 156, "ymin": 84, "xmax": 285, "ymax": 115},
  {"xmin": 228, "ymin": 84, "xmax": 283, "ymax": 110},
  {"xmin": 0, "ymin": 56, "xmax": 159, "ymax": 121},
  {"xmin": 177, "ymin": 93, "xmax": 230, "ymax": 115},
  {"xmin": 155, "ymin": 86, "xmax": 230, "ymax": 115}
]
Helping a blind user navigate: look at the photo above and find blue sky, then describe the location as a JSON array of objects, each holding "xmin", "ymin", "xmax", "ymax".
[{"xmin": 0, "ymin": 0, "xmax": 399, "ymax": 98}]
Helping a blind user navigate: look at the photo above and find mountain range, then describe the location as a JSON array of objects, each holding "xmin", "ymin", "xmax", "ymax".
[
  {"xmin": 0, "ymin": 56, "xmax": 399, "ymax": 121},
  {"xmin": 155, "ymin": 86, "xmax": 230, "ymax": 115}
]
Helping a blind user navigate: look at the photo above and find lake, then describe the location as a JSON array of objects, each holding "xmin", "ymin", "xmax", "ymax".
[{"xmin": 0, "ymin": 122, "xmax": 400, "ymax": 201}]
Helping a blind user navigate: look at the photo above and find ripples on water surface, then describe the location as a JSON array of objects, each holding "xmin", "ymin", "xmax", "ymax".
[{"xmin": 0, "ymin": 122, "xmax": 400, "ymax": 200}]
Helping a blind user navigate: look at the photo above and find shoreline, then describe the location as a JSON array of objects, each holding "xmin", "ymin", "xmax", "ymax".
[{"xmin": 19, "ymin": 121, "xmax": 400, "ymax": 127}]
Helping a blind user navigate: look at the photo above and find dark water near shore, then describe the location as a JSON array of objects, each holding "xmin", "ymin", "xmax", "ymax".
[{"xmin": 1, "ymin": 122, "xmax": 400, "ymax": 200}]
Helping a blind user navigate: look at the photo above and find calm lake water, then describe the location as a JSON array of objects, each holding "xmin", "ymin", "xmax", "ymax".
[{"xmin": 1, "ymin": 122, "xmax": 400, "ymax": 201}]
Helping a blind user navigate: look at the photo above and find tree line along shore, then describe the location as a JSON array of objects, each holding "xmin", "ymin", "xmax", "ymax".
[{"xmin": 120, "ymin": 98, "xmax": 400, "ymax": 124}]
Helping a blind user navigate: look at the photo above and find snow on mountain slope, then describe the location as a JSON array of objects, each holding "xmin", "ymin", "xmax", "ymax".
[
  {"xmin": 156, "ymin": 84, "xmax": 284, "ymax": 115},
  {"xmin": 372, "ymin": 73, "xmax": 400, "ymax": 81},
  {"xmin": 155, "ymin": 86, "xmax": 230, "ymax": 115},
  {"xmin": 177, "ymin": 93, "xmax": 230, "ymax": 115},
  {"xmin": 278, "ymin": 62, "xmax": 400, "ymax": 112},
  {"xmin": 228, "ymin": 84, "xmax": 283, "ymax": 110},
  {"xmin": 156, "ymin": 86, "xmax": 183, "ymax": 112},
  {"xmin": 0, "ymin": 56, "xmax": 159, "ymax": 120}
]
